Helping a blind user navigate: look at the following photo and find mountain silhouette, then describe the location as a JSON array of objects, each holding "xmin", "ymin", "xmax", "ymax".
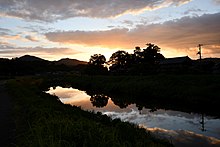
[
  {"xmin": 54, "ymin": 58, "xmax": 87, "ymax": 66},
  {"xmin": 18, "ymin": 55, "xmax": 48, "ymax": 62}
]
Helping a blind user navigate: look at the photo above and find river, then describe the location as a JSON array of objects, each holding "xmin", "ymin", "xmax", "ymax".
[{"xmin": 46, "ymin": 86, "xmax": 220, "ymax": 147}]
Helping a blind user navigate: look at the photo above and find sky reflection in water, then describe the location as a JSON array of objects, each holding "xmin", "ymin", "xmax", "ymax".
[{"xmin": 46, "ymin": 86, "xmax": 220, "ymax": 147}]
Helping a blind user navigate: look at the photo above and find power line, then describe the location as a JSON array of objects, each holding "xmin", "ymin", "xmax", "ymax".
[{"xmin": 196, "ymin": 41, "xmax": 220, "ymax": 60}]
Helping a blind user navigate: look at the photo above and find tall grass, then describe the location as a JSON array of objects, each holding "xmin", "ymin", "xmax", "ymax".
[{"xmin": 7, "ymin": 77, "xmax": 172, "ymax": 147}]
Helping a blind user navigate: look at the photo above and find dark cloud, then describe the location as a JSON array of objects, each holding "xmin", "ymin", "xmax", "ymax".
[
  {"xmin": 0, "ymin": 0, "xmax": 14, "ymax": 8},
  {"xmin": 122, "ymin": 20, "xmax": 134, "ymax": 27},
  {"xmin": 45, "ymin": 12, "xmax": 220, "ymax": 57},
  {"xmin": 20, "ymin": 25, "xmax": 54, "ymax": 33},
  {"xmin": 45, "ymin": 28, "xmax": 132, "ymax": 48},
  {"xmin": 0, "ymin": 28, "xmax": 10, "ymax": 32},
  {"xmin": 213, "ymin": 0, "xmax": 220, "ymax": 4},
  {"xmin": 0, "ymin": 32, "xmax": 9, "ymax": 36},
  {"xmin": 183, "ymin": 8, "xmax": 203, "ymax": 15},
  {"xmin": 25, "ymin": 35, "xmax": 39, "ymax": 42},
  {"xmin": 0, "ymin": 0, "xmax": 191, "ymax": 22},
  {"xmin": 0, "ymin": 44, "xmax": 80, "ymax": 60},
  {"xmin": 0, "ymin": 27, "xmax": 11, "ymax": 35},
  {"xmin": 107, "ymin": 26, "xmax": 116, "ymax": 29},
  {"xmin": 0, "ymin": 46, "xmax": 78, "ymax": 54},
  {"xmin": 0, "ymin": 41, "xmax": 14, "ymax": 49}
]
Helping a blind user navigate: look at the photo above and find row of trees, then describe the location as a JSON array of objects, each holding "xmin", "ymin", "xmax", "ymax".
[
  {"xmin": 87, "ymin": 43, "xmax": 165, "ymax": 75},
  {"xmin": 0, "ymin": 43, "xmax": 165, "ymax": 76}
]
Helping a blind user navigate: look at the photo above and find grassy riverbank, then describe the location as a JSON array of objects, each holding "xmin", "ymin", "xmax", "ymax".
[
  {"xmin": 7, "ymin": 77, "xmax": 172, "ymax": 147},
  {"xmin": 44, "ymin": 74, "xmax": 220, "ymax": 116}
]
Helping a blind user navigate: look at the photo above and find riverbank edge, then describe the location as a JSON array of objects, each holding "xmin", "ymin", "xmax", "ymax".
[
  {"xmin": 42, "ymin": 74, "xmax": 220, "ymax": 117},
  {"xmin": 7, "ymin": 77, "xmax": 172, "ymax": 147}
]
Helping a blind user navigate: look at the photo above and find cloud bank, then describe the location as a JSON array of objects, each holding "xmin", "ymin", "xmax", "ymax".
[
  {"xmin": 0, "ymin": 44, "xmax": 80, "ymax": 60},
  {"xmin": 25, "ymin": 35, "xmax": 39, "ymax": 42},
  {"xmin": 0, "ymin": 0, "xmax": 191, "ymax": 22},
  {"xmin": 213, "ymin": 0, "xmax": 220, "ymax": 4},
  {"xmin": 45, "ymin": 12, "xmax": 220, "ymax": 57}
]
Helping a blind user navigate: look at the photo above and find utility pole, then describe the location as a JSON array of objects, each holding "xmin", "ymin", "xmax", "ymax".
[{"xmin": 197, "ymin": 44, "xmax": 203, "ymax": 61}]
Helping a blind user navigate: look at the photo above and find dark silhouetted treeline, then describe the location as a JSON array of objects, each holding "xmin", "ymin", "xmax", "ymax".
[
  {"xmin": 1, "ymin": 43, "xmax": 220, "ymax": 77},
  {"xmin": 87, "ymin": 43, "xmax": 220, "ymax": 75},
  {"xmin": 86, "ymin": 43, "xmax": 165, "ymax": 75}
]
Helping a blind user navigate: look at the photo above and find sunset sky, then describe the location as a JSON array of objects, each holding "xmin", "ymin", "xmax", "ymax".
[{"xmin": 0, "ymin": 0, "xmax": 220, "ymax": 61}]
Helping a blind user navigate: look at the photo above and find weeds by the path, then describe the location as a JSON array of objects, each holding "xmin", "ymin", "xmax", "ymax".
[{"xmin": 8, "ymin": 77, "xmax": 172, "ymax": 147}]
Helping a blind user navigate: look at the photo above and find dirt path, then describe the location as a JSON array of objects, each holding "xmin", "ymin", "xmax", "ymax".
[{"xmin": 0, "ymin": 80, "xmax": 15, "ymax": 146}]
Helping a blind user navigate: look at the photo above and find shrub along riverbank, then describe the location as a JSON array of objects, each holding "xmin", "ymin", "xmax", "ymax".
[
  {"xmin": 43, "ymin": 74, "xmax": 220, "ymax": 117},
  {"xmin": 7, "ymin": 77, "xmax": 172, "ymax": 147}
]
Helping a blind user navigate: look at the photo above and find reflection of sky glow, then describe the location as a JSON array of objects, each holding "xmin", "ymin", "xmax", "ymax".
[
  {"xmin": 46, "ymin": 86, "xmax": 220, "ymax": 146},
  {"xmin": 46, "ymin": 86, "xmax": 90, "ymax": 104},
  {"xmin": 104, "ymin": 110, "xmax": 220, "ymax": 139},
  {"xmin": 146, "ymin": 128, "xmax": 220, "ymax": 147}
]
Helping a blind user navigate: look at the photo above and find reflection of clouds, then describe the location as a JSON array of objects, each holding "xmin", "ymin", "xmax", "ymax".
[
  {"xmin": 145, "ymin": 128, "xmax": 220, "ymax": 147},
  {"xmin": 104, "ymin": 109, "xmax": 220, "ymax": 139},
  {"xmin": 46, "ymin": 86, "xmax": 220, "ymax": 145},
  {"xmin": 46, "ymin": 86, "xmax": 90, "ymax": 104}
]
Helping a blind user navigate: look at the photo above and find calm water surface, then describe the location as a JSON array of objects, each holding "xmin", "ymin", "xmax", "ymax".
[{"xmin": 46, "ymin": 86, "xmax": 220, "ymax": 147}]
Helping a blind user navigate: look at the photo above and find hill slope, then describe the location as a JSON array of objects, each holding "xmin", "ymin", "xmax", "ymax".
[
  {"xmin": 55, "ymin": 58, "xmax": 87, "ymax": 66},
  {"xmin": 18, "ymin": 55, "xmax": 48, "ymax": 62}
]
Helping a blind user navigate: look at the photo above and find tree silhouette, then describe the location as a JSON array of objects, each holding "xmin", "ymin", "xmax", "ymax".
[
  {"xmin": 108, "ymin": 50, "xmax": 133, "ymax": 74},
  {"xmin": 87, "ymin": 43, "xmax": 166, "ymax": 74},
  {"xmin": 142, "ymin": 43, "xmax": 164, "ymax": 63},
  {"xmin": 86, "ymin": 54, "xmax": 108, "ymax": 75},
  {"xmin": 108, "ymin": 50, "xmax": 130, "ymax": 66},
  {"xmin": 89, "ymin": 54, "xmax": 106, "ymax": 66},
  {"xmin": 133, "ymin": 46, "xmax": 143, "ymax": 63}
]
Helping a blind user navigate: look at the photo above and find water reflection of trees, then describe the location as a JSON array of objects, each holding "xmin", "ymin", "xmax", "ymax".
[
  {"xmin": 45, "ymin": 76, "xmax": 220, "ymax": 117},
  {"xmin": 111, "ymin": 97, "xmax": 131, "ymax": 109},
  {"xmin": 90, "ymin": 94, "xmax": 208, "ymax": 132},
  {"xmin": 89, "ymin": 93, "xmax": 159, "ymax": 112},
  {"xmin": 90, "ymin": 94, "xmax": 109, "ymax": 108},
  {"xmin": 89, "ymin": 93, "xmax": 132, "ymax": 109}
]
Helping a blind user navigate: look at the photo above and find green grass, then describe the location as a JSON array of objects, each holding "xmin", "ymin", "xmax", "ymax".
[
  {"xmin": 43, "ymin": 74, "xmax": 220, "ymax": 116},
  {"xmin": 7, "ymin": 77, "xmax": 172, "ymax": 147}
]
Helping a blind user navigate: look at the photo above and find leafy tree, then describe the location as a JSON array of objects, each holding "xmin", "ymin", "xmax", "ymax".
[
  {"xmin": 89, "ymin": 54, "xmax": 106, "ymax": 66},
  {"xmin": 108, "ymin": 50, "xmax": 132, "ymax": 74},
  {"xmin": 142, "ymin": 43, "xmax": 164, "ymax": 63},
  {"xmin": 86, "ymin": 54, "xmax": 108, "ymax": 75},
  {"xmin": 133, "ymin": 46, "xmax": 143, "ymax": 63},
  {"xmin": 108, "ymin": 50, "xmax": 129, "ymax": 66},
  {"xmin": 89, "ymin": 43, "xmax": 165, "ymax": 74}
]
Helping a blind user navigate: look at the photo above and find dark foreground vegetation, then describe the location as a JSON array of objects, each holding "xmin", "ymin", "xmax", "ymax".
[
  {"xmin": 7, "ymin": 77, "xmax": 172, "ymax": 147},
  {"xmin": 43, "ymin": 74, "xmax": 220, "ymax": 117}
]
